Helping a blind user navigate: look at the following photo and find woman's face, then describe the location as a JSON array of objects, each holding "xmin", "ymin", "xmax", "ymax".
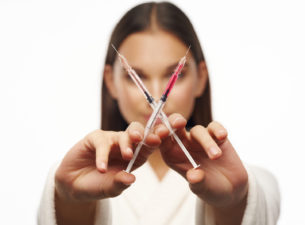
[{"xmin": 104, "ymin": 30, "xmax": 207, "ymax": 126}]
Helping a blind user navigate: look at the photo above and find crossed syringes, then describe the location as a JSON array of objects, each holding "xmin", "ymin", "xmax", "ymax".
[{"xmin": 111, "ymin": 44, "xmax": 199, "ymax": 172}]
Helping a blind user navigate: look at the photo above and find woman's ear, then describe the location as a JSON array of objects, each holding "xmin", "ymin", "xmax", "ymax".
[
  {"xmin": 103, "ymin": 64, "xmax": 118, "ymax": 99},
  {"xmin": 195, "ymin": 61, "xmax": 208, "ymax": 97}
]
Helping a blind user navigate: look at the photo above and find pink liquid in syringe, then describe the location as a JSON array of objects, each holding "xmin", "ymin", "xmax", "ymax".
[{"xmin": 163, "ymin": 59, "xmax": 185, "ymax": 98}]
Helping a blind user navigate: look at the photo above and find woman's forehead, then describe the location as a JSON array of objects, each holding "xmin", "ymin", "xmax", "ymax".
[{"xmin": 118, "ymin": 30, "xmax": 190, "ymax": 68}]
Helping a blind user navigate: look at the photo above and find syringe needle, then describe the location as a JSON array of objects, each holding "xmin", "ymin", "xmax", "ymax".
[
  {"xmin": 185, "ymin": 45, "xmax": 191, "ymax": 56},
  {"xmin": 111, "ymin": 43, "xmax": 119, "ymax": 54}
]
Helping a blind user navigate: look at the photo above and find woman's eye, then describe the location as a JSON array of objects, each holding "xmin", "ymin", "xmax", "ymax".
[
  {"xmin": 124, "ymin": 74, "xmax": 132, "ymax": 81},
  {"xmin": 178, "ymin": 72, "xmax": 184, "ymax": 77},
  {"xmin": 137, "ymin": 74, "xmax": 146, "ymax": 80},
  {"xmin": 166, "ymin": 69, "xmax": 187, "ymax": 79},
  {"xmin": 164, "ymin": 72, "xmax": 173, "ymax": 79},
  {"xmin": 178, "ymin": 69, "xmax": 188, "ymax": 78},
  {"xmin": 173, "ymin": 72, "xmax": 185, "ymax": 80},
  {"xmin": 124, "ymin": 73, "xmax": 146, "ymax": 83}
]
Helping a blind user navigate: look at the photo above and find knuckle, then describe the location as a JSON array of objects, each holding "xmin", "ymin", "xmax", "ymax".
[
  {"xmin": 207, "ymin": 122, "xmax": 214, "ymax": 130},
  {"xmin": 212, "ymin": 121, "xmax": 224, "ymax": 129},
  {"xmin": 127, "ymin": 121, "xmax": 143, "ymax": 133},
  {"xmin": 118, "ymin": 131, "xmax": 124, "ymax": 137},
  {"xmin": 86, "ymin": 129, "xmax": 104, "ymax": 141},
  {"xmin": 83, "ymin": 129, "xmax": 106, "ymax": 150},
  {"xmin": 190, "ymin": 125, "xmax": 205, "ymax": 135},
  {"xmin": 207, "ymin": 121, "xmax": 227, "ymax": 137},
  {"xmin": 207, "ymin": 121, "xmax": 218, "ymax": 129},
  {"xmin": 127, "ymin": 121, "xmax": 136, "ymax": 129},
  {"xmin": 169, "ymin": 113, "xmax": 182, "ymax": 122},
  {"xmin": 129, "ymin": 121, "xmax": 141, "ymax": 128},
  {"xmin": 171, "ymin": 112, "xmax": 182, "ymax": 118}
]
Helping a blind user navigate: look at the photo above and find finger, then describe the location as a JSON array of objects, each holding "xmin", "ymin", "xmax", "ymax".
[
  {"xmin": 186, "ymin": 168, "xmax": 205, "ymax": 185},
  {"xmin": 207, "ymin": 121, "xmax": 228, "ymax": 144},
  {"xmin": 190, "ymin": 125, "xmax": 222, "ymax": 159},
  {"xmin": 114, "ymin": 170, "xmax": 136, "ymax": 185},
  {"xmin": 168, "ymin": 113, "xmax": 187, "ymax": 137},
  {"xmin": 186, "ymin": 168, "xmax": 207, "ymax": 194},
  {"xmin": 156, "ymin": 114, "xmax": 188, "ymax": 154},
  {"xmin": 85, "ymin": 130, "xmax": 113, "ymax": 173},
  {"xmin": 127, "ymin": 121, "xmax": 144, "ymax": 143},
  {"xmin": 127, "ymin": 121, "xmax": 161, "ymax": 149},
  {"xmin": 109, "ymin": 171, "xmax": 136, "ymax": 197},
  {"xmin": 118, "ymin": 131, "xmax": 134, "ymax": 161},
  {"xmin": 153, "ymin": 123, "xmax": 170, "ymax": 140},
  {"xmin": 155, "ymin": 113, "xmax": 187, "ymax": 139},
  {"xmin": 143, "ymin": 132, "xmax": 162, "ymax": 148}
]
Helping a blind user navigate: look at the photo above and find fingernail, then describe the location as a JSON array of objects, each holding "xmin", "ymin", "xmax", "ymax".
[
  {"xmin": 217, "ymin": 129, "xmax": 227, "ymax": 137},
  {"xmin": 209, "ymin": 146, "xmax": 221, "ymax": 157},
  {"xmin": 123, "ymin": 179, "xmax": 135, "ymax": 186},
  {"xmin": 126, "ymin": 147, "xmax": 133, "ymax": 155},
  {"xmin": 100, "ymin": 162, "xmax": 107, "ymax": 172}
]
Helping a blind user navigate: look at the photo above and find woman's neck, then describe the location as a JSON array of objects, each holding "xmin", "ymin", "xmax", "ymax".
[{"xmin": 148, "ymin": 149, "xmax": 169, "ymax": 181}]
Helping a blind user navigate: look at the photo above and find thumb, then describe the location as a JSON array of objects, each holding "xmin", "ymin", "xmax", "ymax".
[
  {"xmin": 108, "ymin": 171, "xmax": 136, "ymax": 197},
  {"xmin": 186, "ymin": 168, "xmax": 206, "ymax": 194}
]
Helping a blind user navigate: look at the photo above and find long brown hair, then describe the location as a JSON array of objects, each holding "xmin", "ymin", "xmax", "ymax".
[{"xmin": 101, "ymin": 1, "xmax": 212, "ymax": 131}]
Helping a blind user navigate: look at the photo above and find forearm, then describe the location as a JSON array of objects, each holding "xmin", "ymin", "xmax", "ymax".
[{"xmin": 55, "ymin": 191, "xmax": 96, "ymax": 225}]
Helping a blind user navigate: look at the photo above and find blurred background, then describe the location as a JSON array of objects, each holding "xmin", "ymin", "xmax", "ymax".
[{"xmin": 0, "ymin": 0, "xmax": 304, "ymax": 224}]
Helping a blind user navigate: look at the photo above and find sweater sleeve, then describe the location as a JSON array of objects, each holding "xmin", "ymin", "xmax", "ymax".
[
  {"xmin": 37, "ymin": 163, "xmax": 59, "ymax": 225},
  {"xmin": 195, "ymin": 165, "xmax": 280, "ymax": 225},
  {"xmin": 37, "ymin": 163, "xmax": 112, "ymax": 225},
  {"xmin": 241, "ymin": 166, "xmax": 280, "ymax": 225}
]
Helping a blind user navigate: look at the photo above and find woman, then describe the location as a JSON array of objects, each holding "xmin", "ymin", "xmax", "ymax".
[{"xmin": 38, "ymin": 2, "xmax": 280, "ymax": 225}]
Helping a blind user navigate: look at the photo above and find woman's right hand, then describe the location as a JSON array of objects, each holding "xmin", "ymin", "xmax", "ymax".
[{"xmin": 55, "ymin": 122, "xmax": 161, "ymax": 203}]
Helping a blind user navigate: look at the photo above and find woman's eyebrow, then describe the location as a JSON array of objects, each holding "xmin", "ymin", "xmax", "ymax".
[
  {"xmin": 130, "ymin": 62, "xmax": 189, "ymax": 76},
  {"xmin": 165, "ymin": 62, "xmax": 189, "ymax": 74}
]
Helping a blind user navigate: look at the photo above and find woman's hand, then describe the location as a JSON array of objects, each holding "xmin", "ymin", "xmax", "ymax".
[
  {"xmin": 55, "ymin": 122, "xmax": 161, "ymax": 203},
  {"xmin": 154, "ymin": 113, "xmax": 248, "ymax": 213}
]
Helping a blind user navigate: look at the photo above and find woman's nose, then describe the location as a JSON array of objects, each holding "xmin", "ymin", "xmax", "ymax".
[{"xmin": 149, "ymin": 79, "xmax": 164, "ymax": 100}]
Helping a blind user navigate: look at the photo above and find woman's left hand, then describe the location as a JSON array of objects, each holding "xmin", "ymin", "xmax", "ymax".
[{"xmin": 154, "ymin": 113, "xmax": 248, "ymax": 210}]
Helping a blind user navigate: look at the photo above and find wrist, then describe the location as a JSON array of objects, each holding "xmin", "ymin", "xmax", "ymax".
[
  {"xmin": 55, "ymin": 185, "xmax": 96, "ymax": 206},
  {"xmin": 55, "ymin": 188, "xmax": 97, "ymax": 225},
  {"xmin": 208, "ymin": 187, "xmax": 248, "ymax": 225}
]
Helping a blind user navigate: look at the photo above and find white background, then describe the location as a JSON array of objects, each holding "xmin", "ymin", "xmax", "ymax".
[{"xmin": 0, "ymin": 0, "xmax": 304, "ymax": 224}]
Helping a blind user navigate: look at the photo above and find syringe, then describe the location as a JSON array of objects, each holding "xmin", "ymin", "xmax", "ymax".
[{"xmin": 111, "ymin": 45, "xmax": 199, "ymax": 172}]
